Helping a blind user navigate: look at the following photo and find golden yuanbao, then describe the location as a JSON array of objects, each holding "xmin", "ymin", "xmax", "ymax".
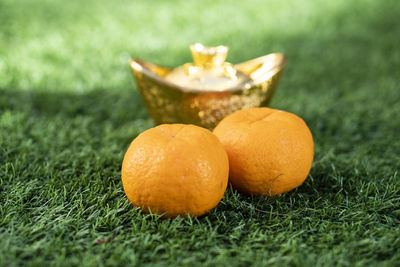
[
  {"xmin": 130, "ymin": 43, "xmax": 286, "ymax": 129},
  {"xmin": 121, "ymin": 124, "xmax": 229, "ymax": 218},
  {"xmin": 213, "ymin": 107, "xmax": 314, "ymax": 196}
]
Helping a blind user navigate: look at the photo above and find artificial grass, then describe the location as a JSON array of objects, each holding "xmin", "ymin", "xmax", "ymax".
[{"xmin": 1, "ymin": 0, "xmax": 399, "ymax": 266}]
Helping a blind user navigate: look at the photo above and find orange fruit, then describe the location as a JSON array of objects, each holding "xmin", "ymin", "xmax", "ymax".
[
  {"xmin": 121, "ymin": 124, "xmax": 229, "ymax": 218},
  {"xmin": 213, "ymin": 107, "xmax": 314, "ymax": 196}
]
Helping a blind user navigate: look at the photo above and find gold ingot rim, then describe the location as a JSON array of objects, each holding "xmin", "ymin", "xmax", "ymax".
[{"xmin": 130, "ymin": 53, "xmax": 286, "ymax": 93}]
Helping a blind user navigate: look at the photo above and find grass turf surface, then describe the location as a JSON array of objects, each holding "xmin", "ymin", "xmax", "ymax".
[{"xmin": 1, "ymin": 0, "xmax": 400, "ymax": 265}]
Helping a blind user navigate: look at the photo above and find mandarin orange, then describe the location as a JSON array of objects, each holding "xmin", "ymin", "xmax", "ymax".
[
  {"xmin": 121, "ymin": 124, "xmax": 229, "ymax": 218},
  {"xmin": 213, "ymin": 107, "xmax": 314, "ymax": 196}
]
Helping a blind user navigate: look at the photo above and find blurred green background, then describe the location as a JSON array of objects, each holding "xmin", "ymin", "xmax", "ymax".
[{"xmin": 1, "ymin": 0, "xmax": 399, "ymax": 266}]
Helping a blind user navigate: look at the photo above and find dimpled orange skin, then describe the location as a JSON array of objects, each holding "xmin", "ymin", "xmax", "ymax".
[
  {"xmin": 213, "ymin": 107, "xmax": 314, "ymax": 196},
  {"xmin": 121, "ymin": 124, "xmax": 229, "ymax": 218}
]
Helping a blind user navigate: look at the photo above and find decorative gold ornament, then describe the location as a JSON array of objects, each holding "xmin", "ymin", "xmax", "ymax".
[{"xmin": 130, "ymin": 43, "xmax": 286, "ymax": 129}]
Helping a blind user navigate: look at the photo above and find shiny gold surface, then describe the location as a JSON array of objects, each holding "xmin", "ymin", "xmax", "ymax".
[
  {"xmin": 164, "ymin": 43, "xmax": 248, "ymax": 91},
  {"xmin": 190, "ymin": 43, "xmax": 228, "ymax": 69},
  {"xmin": 130, "ymin": 46, "xmax": 286, "ymax": 130}
]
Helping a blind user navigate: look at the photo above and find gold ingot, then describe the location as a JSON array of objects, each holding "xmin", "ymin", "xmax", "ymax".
[{"xmin": 130, "ymin": 43, "xmax": 286, "ymax": 129}]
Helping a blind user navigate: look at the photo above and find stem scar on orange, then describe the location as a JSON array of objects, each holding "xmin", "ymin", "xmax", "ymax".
[
  {"xmin": 213, "ymin": 107, "xmax": 314, "ymax": 196},
  {"xmin": 121, "ymin": 124, "xmax": 229, "ymax": 218}
]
